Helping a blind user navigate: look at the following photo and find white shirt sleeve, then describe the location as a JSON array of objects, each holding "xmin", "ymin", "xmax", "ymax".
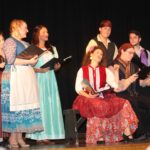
[
  {"xmin": 86, "ymin": 39, "xmax": 97, "ymax": 53},
  {"xmin": 106, "ymin": 68, "xmax": 118, "ymax": 88},
  {"xmin": 147, "ymin": 50, "xmax": 150, "ymax": 66},
  {"xmin": 75, "ymin": 68, "xmax": 83, "ymax": 94},
  {"xmin": 52, "ymin": 46, "xmax": 59, "ymax": 58},
  {"xmin": 113, "ymin": 44, "xmax": 118, "ymax": 60}
]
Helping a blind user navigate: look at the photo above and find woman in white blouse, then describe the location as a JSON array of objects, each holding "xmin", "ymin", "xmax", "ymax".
[{"xmin": 72, "ymin": 46, "xmax": 138, "ymax": 144}]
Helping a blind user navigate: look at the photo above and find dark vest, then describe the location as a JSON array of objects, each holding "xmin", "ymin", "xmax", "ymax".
[
  {"xmin": 132, "ymin": 53, "xmax": 147, "ymax": 69},
  {"xmin": 132, "ymin": 53, "xmax": 150, "ymax": 79},
  {"xmin": 112, "ymin": 59, "xmax": 139, "ymax": 96},
  {"xmin": 94, "ymin": 37, "xmax": 115, "ymax": 66}
]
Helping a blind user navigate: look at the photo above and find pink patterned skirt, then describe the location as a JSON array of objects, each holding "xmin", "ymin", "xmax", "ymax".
[{"xmin": 72, "ymin": 94, "xmax": 138, "ymax": 144}]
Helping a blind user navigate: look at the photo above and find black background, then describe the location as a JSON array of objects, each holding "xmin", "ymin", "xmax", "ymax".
[{"xmin": 0, "ymin": 0, "xmax": 149, "ymax": 110}]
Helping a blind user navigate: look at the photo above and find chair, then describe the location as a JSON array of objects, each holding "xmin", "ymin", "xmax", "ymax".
[{"xmin": 63, "ymin": 109, "xmax": 86, "ymax": 143}]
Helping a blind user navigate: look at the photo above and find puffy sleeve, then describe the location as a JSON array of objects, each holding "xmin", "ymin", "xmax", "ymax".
[
  {"xmin": 147, "ymin": 50, "xmax": 150, "ymax": 66},
  {"xmin": 52, "ymin": 46, "xmax": 59, "ymax": 58},
  {"xmin": 86, "ymin": 39, "xmax": 97, "ymax": 53},
  {"xmin": 113, "ymin": 44, "xmax": 118, "ymax": 60},
  {"xmin": 106, "ymin": 68, "xmax": 118, "ymax": 88},
  {"xmin": 3, "ymin": 38, "xmax": 16, "ymax": 64},
  {"xmin": 75, "ymin": 68, "xmax": 83, "ymax": 94}
]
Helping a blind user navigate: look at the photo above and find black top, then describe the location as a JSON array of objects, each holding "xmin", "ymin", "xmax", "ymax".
[
  {"xmin": 0, "ymin": 55, "xmax": 4, "ymax": 63},
  {"xmin": 112, "ymin": 59, "xmax": 139, "ymax": 96},
  {"xmin": 94, "ymin": 37, "xmax": 116, "ymax": 66},
  {"xmin": 132, "ymin": 54, "xmax": 150, "ymax": 79},
  {"xmin": 0, "ymin": 55, "xmax": 5, "ymax": 71}
]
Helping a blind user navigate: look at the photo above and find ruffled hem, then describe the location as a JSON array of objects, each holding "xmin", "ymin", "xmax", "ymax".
[
  {"xmin": 2, "ymin": 125, "xmax": 44, "ymax": 133},
  {"xmin": 86, "ymin": 101, "xmax": 138, "ymax": 144}
]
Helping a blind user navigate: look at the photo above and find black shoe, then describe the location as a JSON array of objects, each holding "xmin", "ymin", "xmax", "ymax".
[
  {"xmin": 134, "ymin": 133, "xmax": 146, "ymax": 141},
  {"xmin": 123, "ymin": 134, "xmax": 134, "ymax": 142},
  {"xmin": 97, "ymin": 141, "xmax": 105, "ymax": 144},
  {"xmin": 0, "ymin": 141, "xmax": 8, "ymax": 147},
  {"xmin": 145, "ymin": 132, "xmax": 150, "ymax": 140}
]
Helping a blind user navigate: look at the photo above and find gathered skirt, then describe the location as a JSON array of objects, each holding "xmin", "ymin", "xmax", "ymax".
[
  {"xmin": 1, "ymin": 65, "xmax": 43, "ymax": 133},
  {"xmin": 72, "ymin": 94, "xmax": 138, "ymax": 143}
]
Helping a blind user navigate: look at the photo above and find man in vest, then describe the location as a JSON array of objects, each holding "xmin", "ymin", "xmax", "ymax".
[
  {"xmin": 129, "ymin": 30, "xmax": 150, "ymax": 66},
  {"xmin": 86, "ymin": 19, "xmax": 118, "ymax": 66},
  {"xmin": 129, "ymin": 30, "xmax": 150, "ymax": 97}
]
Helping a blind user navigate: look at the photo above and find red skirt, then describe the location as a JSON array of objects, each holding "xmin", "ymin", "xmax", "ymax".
[
  {"xmin": 72, "ymin": 94, "xmax": 126, "ymax": 118},
  {"xmin": 72, "ymin": 94, "xmax": 138, "ymax": 144}
]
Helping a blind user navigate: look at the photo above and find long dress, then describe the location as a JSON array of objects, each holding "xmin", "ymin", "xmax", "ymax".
[
  {"xmin": 72, "ymin": 65, "xmax": 138, "ymax": 144},
  {"xmin": 0, "ymin": 55, "xmax": 4, "ymax": 142},
  {"xmin": 26, "ymin": 46, "xmax": 65, "ymax": 140},
  {"xmin": 1, "ymin": 37, "xmax": 43, "ymax": 133}
]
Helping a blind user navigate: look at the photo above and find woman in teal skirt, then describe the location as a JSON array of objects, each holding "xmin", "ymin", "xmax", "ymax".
[{"xmin": 26, "ymin": 25, "xmax": 65, "ymax": 143}]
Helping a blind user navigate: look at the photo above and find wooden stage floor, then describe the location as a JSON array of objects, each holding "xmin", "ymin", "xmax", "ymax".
[{"xmin": 1, "ymin": 138, "xmax": 150, "ymax": 150}]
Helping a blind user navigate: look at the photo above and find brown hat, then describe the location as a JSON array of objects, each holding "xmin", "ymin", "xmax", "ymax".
[{"xmin": 100, "ymin": 19, "xmax": 112, "ymax": 28}]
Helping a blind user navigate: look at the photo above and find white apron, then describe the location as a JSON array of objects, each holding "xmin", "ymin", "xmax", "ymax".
[{"xmin": 10, "ymin": 65, "xmax": 40, "ymax": 111}]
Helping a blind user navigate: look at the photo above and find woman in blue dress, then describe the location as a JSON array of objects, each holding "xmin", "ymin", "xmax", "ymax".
[
  {"xmin": 0, "ymin": 32, "xmax": 5, "ymax": 142},
  {"xmin": 26, "ymin": 25, "xmax": 65, "ymax": 143},
  {"xmin": 1, "ymin": 19, "xmax": 43, "ymax": 148}
]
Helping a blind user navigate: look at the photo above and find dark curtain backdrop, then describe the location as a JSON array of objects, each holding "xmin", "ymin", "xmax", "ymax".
[{"xmin": 0, "ymin": 0, "xmax": 150, "ymax": 110}]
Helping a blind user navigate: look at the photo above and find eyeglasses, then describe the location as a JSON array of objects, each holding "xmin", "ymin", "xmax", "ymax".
[{"xmin": 126, "ymin": 51, "xmax": 135, "ymax": 55}]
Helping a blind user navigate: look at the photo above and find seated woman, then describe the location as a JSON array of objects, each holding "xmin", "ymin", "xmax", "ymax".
[
  {"xmin": 72, "ymin": 46, "xmax": 138, "ymax": 144},
  {"xmin": 111, "ymin": 43, "xmax": 150, "ymax": 138}
]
